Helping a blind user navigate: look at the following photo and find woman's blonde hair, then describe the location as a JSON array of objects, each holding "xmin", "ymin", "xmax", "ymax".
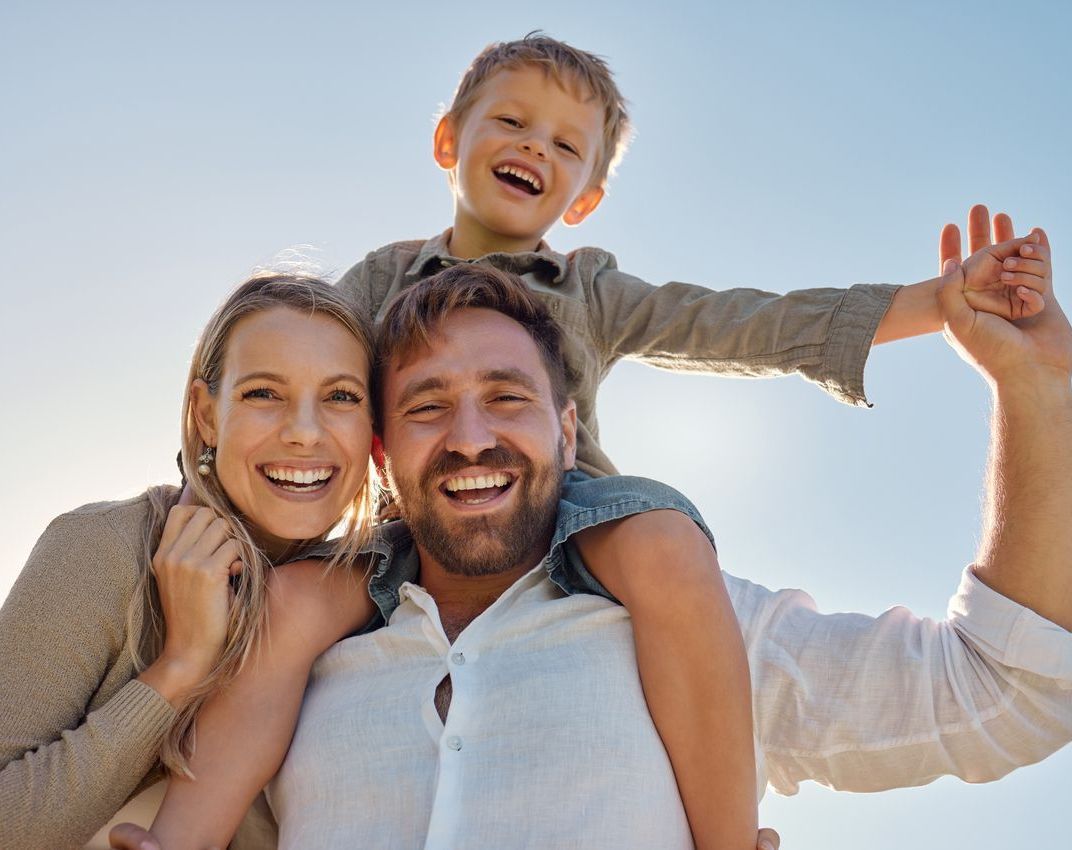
[{"xmin": 129, "ymin": 272, "xmax": 376, "ymax": 775}]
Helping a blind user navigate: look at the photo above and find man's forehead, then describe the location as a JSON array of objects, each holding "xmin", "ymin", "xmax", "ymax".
[{"xmin": 385, "ymin": 308, "xmax": 551, "ymax": 401}]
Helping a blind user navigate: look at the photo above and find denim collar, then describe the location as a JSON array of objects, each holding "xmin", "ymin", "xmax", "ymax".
[{"xmin": 403, "ymin": 229, "xmax": 570, "ymax": 285}]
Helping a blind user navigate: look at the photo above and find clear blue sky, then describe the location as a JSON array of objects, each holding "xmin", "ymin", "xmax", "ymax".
[{"xmin": 2, "ymin": 1, "xmax": 1070, "ymax": 847}]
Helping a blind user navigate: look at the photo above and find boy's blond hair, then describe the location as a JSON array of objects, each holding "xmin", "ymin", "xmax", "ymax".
[{"xmin": 447, "ymin": 32, "xmax": 631, "ymax": 188}]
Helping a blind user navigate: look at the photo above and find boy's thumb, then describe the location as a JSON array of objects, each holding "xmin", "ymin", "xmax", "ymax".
[{"xmin": 942, "ymin": 258, "xmax": 960, "ymax": 275}]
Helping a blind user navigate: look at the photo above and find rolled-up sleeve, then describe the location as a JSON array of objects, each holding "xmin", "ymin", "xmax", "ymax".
[{"xmin": 729, "ymin": 567, "xmax": 1072, "ymax": 796}]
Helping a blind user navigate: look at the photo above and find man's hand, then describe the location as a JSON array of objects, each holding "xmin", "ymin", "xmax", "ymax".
[
  {"xmin": 941, "ymin": 204, "xmax": 1048, "ymax": 321},
  {"xmin": 939, "ymin": 226, "xmax": 1070, "ymax": 386}
]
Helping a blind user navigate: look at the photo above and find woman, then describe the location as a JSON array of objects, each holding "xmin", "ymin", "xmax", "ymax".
[{"xmin": 0, "ymin": 272, "xmax": 378, "ymax": 849}]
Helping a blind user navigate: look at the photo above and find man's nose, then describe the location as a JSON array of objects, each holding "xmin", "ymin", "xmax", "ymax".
[
  {"xmin": 279, "ymin": 397, "xmax": 324, "ymax": 447},
  {"xmin": 444, "ymin": 401, "xmax": 496, "ymax": 459}
]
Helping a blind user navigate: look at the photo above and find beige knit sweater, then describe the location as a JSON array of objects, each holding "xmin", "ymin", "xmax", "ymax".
[{"xmin": 0, "ymin": 491, "xmax": 276, "ymax": 849}]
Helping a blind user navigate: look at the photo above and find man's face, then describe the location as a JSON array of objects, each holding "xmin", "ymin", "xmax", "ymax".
[{"xmin": 380, "ymin": 307, "xmax": 577, "ymax": 577}]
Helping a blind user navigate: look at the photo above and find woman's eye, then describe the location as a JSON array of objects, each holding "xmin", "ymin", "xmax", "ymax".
[
  {"xmin": 328, "ymin": 389, "xmax": 363, "ymax": 404},
  {"xmin": 242, "ymin": 387, "xmax": 276, "ymax": 401}
]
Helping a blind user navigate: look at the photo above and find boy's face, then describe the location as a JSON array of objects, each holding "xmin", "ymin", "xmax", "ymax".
[{"xmin": 435, "ymin": 66, "xmax": 607, "ymax": 248}]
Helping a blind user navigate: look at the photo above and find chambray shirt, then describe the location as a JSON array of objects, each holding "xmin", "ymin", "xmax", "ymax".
[
  {"xmin": 267, "ymin": 489, "xmax": 1072, "ymax": 850},
  {"xmin": 336, "ymin": 231, "xmax": 899, "ymax": 477}
]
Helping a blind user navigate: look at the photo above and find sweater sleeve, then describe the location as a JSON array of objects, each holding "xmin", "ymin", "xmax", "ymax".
[{"xmin": 0, "ymin": 508, "xmax": 176, "ymax": 850}]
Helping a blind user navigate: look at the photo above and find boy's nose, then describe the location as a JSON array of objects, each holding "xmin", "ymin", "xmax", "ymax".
[{"xmin": 518, "ymin": 138, "xmax": 546, "ymax": 160}]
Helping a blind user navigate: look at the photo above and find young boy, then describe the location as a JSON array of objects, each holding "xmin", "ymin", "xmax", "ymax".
[{"xmin": 125, "ymin": 34, "xmax": 1049, "ymax": 850}]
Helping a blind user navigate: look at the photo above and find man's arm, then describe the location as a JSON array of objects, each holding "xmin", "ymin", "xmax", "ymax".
[
  {"xmin": 939, "ymin": 225, "xmax": 1072, "ymax": 629},
  {"xmin": 743, "ymin": 220, "xmax": 1072, "ymax": 795}
]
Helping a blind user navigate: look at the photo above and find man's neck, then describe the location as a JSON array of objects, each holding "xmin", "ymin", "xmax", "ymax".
[
  {"xmin": 447, "ymin": 212, "xmax": 546, "ymax": 260},
  {"xmin": 416, "ymin": 548, "xmax": 545, "ymax": 641}
]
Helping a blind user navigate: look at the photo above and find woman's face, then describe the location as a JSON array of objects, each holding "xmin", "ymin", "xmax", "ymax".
[{"xmin": 192, "ymin": 306, "xmax": 373, "ymax": 555}]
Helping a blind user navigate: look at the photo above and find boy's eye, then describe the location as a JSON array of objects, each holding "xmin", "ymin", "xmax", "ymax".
[
  {"xmin": 497, "ymin": 116, "xmax": 523, "ymax": 128},
  {"xmin": 555, "ymin": 140, "xmax": 579, "ymax": 156}
]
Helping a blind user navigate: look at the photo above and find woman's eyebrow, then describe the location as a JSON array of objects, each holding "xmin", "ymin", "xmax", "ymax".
[
  {"xmin": 322, "ymin": 373, "xmax": 367, "ymax": 388},
  {"xmin": 234, "ymin": 370, "xmax": 287, "ymax": 384}
]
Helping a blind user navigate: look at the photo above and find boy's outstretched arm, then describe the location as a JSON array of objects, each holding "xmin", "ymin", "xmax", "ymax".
[
  {"xmin": 873, "ymin": 205, "xmax": 1045, "ymax": 344},
  {"xmin": 573, "ymin": 510, "xmax": 758, "ymax": 850},
  {"xmin": 111, "ymin": 560, "xmax": 374, "ymax": 850}
]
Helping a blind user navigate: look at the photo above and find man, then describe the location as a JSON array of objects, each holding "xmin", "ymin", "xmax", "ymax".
[{"xmin": 117, "ymin": 224, "xmax": 1072, "ymax": 849}]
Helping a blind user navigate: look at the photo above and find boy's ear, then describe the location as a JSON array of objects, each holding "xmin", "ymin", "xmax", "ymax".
[
  {"xmin": 433, "ymin": 116, "xmax": 458, "ymax": 170},
  {"xmin": 189, "ymin": 379, "xmax": 218, "ymax": 448},
  {"xmin": 562, "ymin": 185, "xmax": 605, "ymax": 227}
]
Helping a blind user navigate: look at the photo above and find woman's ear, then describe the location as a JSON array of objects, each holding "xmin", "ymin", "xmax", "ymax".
[
  {"xmin": 190, "ymin": 379, "xmax": 218, "ymax": 448},
  {"xmin": 433, "ymin": 115, "xmax": 459, "ymax": 170}
]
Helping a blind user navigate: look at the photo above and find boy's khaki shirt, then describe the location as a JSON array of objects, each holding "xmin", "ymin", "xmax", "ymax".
[{"xmin": 339, "ymin": 230, "xmax": 898, "ymax": 477}]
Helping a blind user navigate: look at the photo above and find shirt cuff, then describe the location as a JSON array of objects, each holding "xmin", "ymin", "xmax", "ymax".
[
  {"xmin": 948, "ymin": 566, "xmax": 1072, "ymax": 683},
  {"xmin": 820, "ymin": 283, "xmax": 900, "ymax": 407}
]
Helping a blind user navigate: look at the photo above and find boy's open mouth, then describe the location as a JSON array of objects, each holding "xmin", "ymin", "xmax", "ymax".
[
  {"xmin": 493, "ymin": 165, "xmax": 543, "ymax": 195},
  {"xmin": 442, "ymin": 472, "xmax": 516, "ymax": 505},
  {"xmin": 261, "ymin": 464, "xmax": 335, "ymax": 494}
]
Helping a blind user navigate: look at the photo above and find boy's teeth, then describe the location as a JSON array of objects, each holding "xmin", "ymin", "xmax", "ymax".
[
  {"xmin": 445, "ymin": 472, "xmax": 512, "ymax": 492},
  {"xmin": 263, "ymin": 466, "xmax": 334, "ymax": 485},
  {"xmin": 494, "ymin": 165, "xmax": 542, "ymax": 192}
]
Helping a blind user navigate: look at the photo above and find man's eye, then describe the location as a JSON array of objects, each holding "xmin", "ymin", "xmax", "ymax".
[
  {"xmin": 242, "ymin": 387, "xmax": 276, "ymax": 400},
  {"xmin": 407, "ymin": 403, "xmax": 445, "ymax": 416},
  {"xmin": 493, "ymin": 394, "xmax": 526, "ymax": 404}
]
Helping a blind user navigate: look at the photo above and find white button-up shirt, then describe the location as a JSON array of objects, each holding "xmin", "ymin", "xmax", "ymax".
[{"xmin": 268, "ymin": 564, "xmax": 1072, "ymax": 849}]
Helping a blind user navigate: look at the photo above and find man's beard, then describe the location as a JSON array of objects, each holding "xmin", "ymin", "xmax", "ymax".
[{"xmin": 387, "ymin": 443, "xmax": 563, "ymax": 577}]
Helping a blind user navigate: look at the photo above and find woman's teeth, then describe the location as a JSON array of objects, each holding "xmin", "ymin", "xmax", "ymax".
[{"xmin": 262, "ymin": 466, "xmax": 333, "ymax": 492}]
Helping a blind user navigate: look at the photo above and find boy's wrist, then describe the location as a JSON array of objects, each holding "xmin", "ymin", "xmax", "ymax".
[{"xmin": 873, "ymin": 277, "xmax": 943, "ymax": 345}]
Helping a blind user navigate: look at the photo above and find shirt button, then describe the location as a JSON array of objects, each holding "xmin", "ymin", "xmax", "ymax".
[
  {"xmin": 451, "ymin": 652, "xmax": 466, "ymax": 665},
  {"xmin": 446, "ymin": 736, "xmax": 463, "ymax": 751}
]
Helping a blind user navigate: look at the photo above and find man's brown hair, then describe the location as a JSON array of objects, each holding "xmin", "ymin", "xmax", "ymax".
[
  {"xmin": 374, "ymin": 264, "xmax": 570, "ymax": 420},
  {"xmin": 446, "ymin": 32, "xmax": 631, "ymax": 188}
]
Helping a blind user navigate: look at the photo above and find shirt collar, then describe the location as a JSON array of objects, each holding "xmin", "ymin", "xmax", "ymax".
[{"xmin": 404, "ymin": 229, "xmax": 570, "ymax": 285}]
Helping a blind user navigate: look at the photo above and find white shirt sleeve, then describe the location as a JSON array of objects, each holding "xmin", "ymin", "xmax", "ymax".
[{"xmin": 726, "ymin": 567, "xmax": 1072, "ymax": 796}]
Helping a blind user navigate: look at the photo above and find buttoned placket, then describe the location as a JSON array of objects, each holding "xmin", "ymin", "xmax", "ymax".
[{"xmin": 398, "ymin": 567, "xmax": 545, "ymax": 850}]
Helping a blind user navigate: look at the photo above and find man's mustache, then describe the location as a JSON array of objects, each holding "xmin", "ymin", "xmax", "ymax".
[{"xmin": 421, "ymin": 446, "xmax": 530, "ymax": 486}]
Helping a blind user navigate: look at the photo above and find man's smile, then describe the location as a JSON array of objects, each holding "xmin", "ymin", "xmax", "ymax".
[{"xmin": 440, "ymin": 470, "xmax": 517, "ymax": 507}]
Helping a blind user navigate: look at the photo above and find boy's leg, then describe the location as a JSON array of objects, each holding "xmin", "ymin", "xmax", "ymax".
[{"xmin": 573, "ymin": 509, "xmax": 757, "ymax": 850}]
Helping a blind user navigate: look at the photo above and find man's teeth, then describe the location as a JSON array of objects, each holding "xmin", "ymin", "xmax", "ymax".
[
  {"xmin": 494, "ymin": 165, "xmax": 542, "ymax": 192},
  {"xmin": 263, "ymin": 466, "xmax": 333, "ymax": 485},
  {"xmin": 445, "ymin": 472, "xmax": 512, "ymax": 492}
]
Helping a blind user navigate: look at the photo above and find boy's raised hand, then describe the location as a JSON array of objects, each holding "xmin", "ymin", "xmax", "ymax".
[{"xmin": 940, "ymin": 204, "xmax": 1049, "ymax": 320}]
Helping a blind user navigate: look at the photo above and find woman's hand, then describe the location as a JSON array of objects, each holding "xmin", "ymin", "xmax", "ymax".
[{"xmin": 137, "ymin": 504, "xmax": 242, "ymax": 706}]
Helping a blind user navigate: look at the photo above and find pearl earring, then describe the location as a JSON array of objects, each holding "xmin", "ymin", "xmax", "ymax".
[{"xmin": 197, "ymin": 447, "xmax": 216, "ymax": 476}]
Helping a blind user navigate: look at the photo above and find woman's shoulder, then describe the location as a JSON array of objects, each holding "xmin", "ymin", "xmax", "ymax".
[{"xmin": 24, "ymin": 487, "xmax": 179, "ymax": 589}]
